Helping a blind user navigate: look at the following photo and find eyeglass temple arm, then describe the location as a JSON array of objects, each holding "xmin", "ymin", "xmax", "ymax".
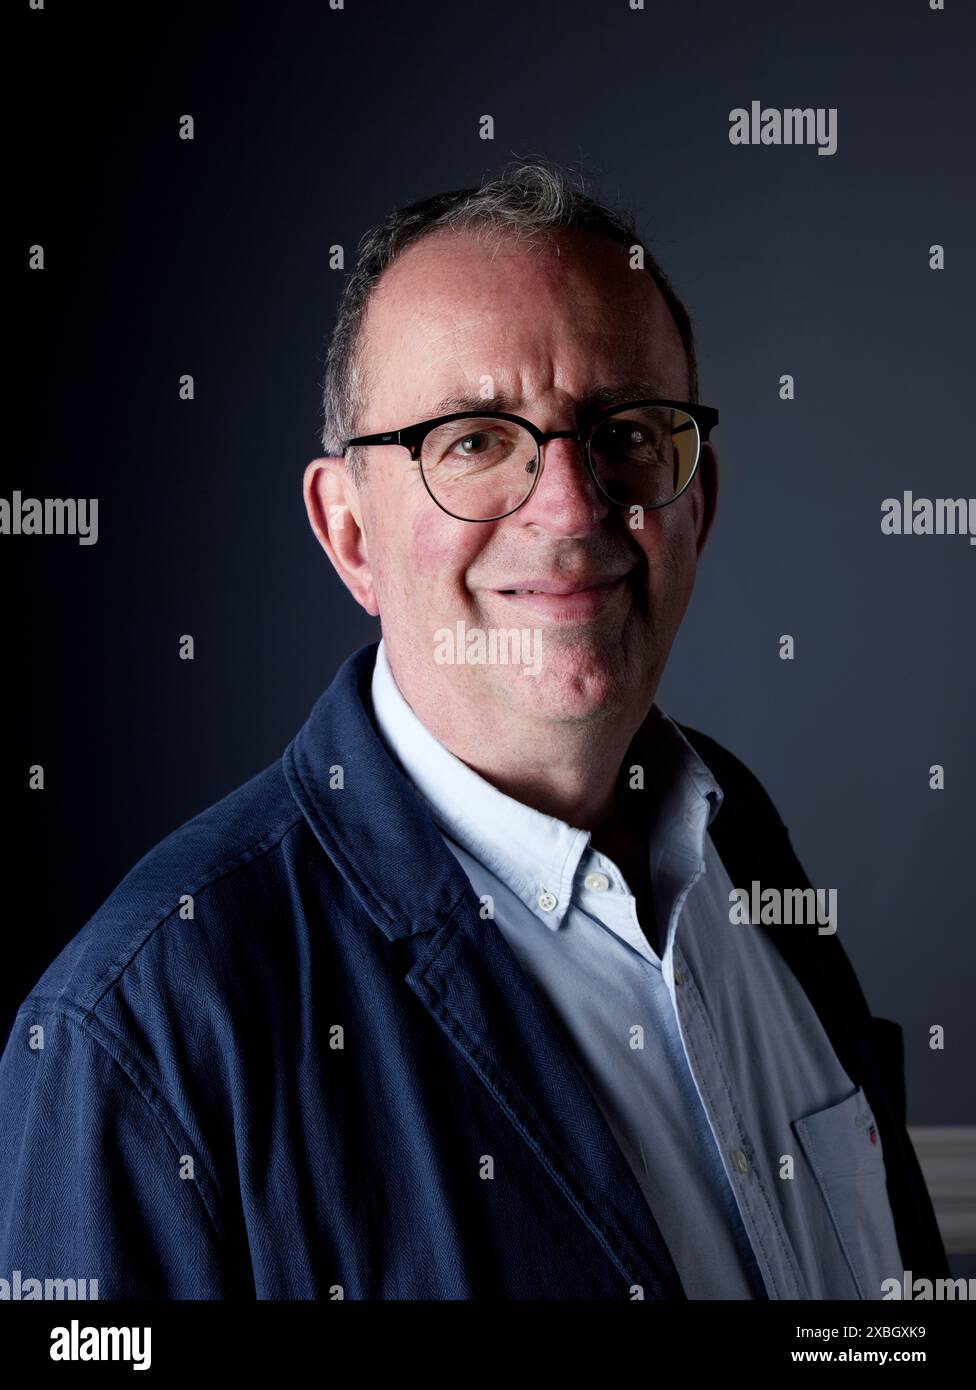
[{"xmin": 343, "ymin": 430, "xmax": 401, "ymax": 451}]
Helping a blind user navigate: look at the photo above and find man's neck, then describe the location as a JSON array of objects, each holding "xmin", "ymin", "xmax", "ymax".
[
  {"xmin": 381, "ymin": 646, "xmax": 656, "ymax": 832},
  {"xmin": 416, "ymin": 708, "xmax": 641, "ymax": 830}
]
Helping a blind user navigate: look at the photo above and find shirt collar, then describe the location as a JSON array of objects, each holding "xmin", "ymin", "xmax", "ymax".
[{"xmin": 369, "ymin": 637, "xmax": 723, "ymax": 931}]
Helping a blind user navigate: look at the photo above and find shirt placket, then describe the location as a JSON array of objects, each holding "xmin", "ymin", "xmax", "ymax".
[{"xmin": 667, "ymin": 934, "xmax": 810, "ymax": 1299}]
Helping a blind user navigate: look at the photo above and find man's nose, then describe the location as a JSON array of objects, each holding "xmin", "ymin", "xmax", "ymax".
[{"xmin": 517, "ymin": 436, "xmax": 611, "ymax": 534}]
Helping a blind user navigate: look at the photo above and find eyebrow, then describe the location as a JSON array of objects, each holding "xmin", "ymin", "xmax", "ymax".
[{"xmin": 429, "ymin": 379, "xmax": 677, "ymax": 418}]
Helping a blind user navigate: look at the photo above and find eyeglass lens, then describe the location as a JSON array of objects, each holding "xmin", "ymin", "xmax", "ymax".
[{"xmin": 419, "ymin": 406, "xmax": 700, "ymax": 520}]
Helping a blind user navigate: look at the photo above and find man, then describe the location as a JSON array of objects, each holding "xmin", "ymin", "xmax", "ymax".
[{"xmin": 0, "ymin": 162, "xmax": 948, "ymax": 1300}]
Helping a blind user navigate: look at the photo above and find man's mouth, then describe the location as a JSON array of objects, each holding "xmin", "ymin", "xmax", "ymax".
[
  {"xmin": 496, "ymin": 573, "xmax": 630, "ymax": 596},
  {"xmin": 492, "ymin": 573, "xmax": 631, "ymax": 620}
]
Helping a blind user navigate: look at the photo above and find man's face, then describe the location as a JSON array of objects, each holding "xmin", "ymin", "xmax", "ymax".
[{"xmin": 312, "ymin": 225, "xmax": 716, "ymax": 736}]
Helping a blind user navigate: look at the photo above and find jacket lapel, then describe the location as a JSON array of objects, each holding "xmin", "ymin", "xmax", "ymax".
[{"xmin": 405, "ymin": 897, "xmax": 686, "ymax": 1295}]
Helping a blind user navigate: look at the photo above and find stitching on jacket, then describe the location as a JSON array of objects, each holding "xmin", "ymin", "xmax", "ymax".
[
  {"xmin": 79, "ymin": 813, "xmax": 307, "ymax": 1017},
  {"xmin": 28, "ymin": 1005, "xmax": 229, "ymax": 1255}
]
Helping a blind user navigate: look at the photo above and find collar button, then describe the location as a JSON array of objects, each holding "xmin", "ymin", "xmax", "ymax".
[{"xmin": 583, "ymin": 872, "xmax": 610, "ymax": 892}]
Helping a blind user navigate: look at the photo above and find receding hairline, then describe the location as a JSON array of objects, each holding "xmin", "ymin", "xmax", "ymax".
[
  {"xmin": 321, "ymin": 161, "xmax": 702, "ymax": 479},
  {"xmin": 349, "ymin": 221, "xmax": 690, "ymax": 429}
]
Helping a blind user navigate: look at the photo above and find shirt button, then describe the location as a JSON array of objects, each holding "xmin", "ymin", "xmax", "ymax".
[
  {"xmin": 732, "ymin": 1148, "xmax": 749, "ymax": 1174},
  {"xmin": 584, "ymin": 872, "xmax": 610, "ymax": 892},
  {"xmin": 537, "ymin": 890, "xmax": 558, "ymax": 912},
  {"xmin": 673, "ymin": 966, "xmax": 684, "ymax": 986}
]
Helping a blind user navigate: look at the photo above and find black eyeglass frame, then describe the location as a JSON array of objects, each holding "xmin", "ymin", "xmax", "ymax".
[{"xmin": 343, "ymin": 398, "xmax": 719, "ymax": 523}]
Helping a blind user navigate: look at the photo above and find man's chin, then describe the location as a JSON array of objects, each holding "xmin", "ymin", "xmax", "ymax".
[{"xmin": 484, "ymin": 649, "xmax": 632, "ymax": 722}]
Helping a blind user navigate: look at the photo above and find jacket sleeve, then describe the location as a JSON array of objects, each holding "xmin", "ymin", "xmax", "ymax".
[{"xmin": 0, "ymin": 1001, "xmax": 241, "ymax": 1299}]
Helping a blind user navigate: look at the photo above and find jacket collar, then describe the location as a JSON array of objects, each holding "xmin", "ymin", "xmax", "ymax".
[{"xmin": 284, "ymin": 641, "xmax": 471, "ymax": 943}]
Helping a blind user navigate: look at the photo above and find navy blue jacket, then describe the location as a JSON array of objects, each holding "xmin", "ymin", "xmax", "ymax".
[{"xmin": 0, "ymin": 642, "xmax": 948, "ymax": 1298}]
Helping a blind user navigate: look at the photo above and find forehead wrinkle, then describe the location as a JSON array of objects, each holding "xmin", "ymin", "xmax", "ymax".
[{"xmin": 406, "ymin": 316, "xmax": 653, "ymax": 377}]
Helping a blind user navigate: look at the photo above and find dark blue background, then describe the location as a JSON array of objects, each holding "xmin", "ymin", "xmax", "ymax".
[{"xmin": 7, "ymin": 0, "xmax": 974, "ymax": 1142}]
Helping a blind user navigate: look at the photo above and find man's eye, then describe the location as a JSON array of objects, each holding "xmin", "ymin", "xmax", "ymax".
[
  {"xmin": 423, "ymin": 420, "xmax": 522, "ymax": 470},
  {"xmin": 456, "ymin": 432, "xmax": 492, "ymax": 455},
  {"xmin": 606, "ymin": 424, "xmax": 651, "ymax": 451}
]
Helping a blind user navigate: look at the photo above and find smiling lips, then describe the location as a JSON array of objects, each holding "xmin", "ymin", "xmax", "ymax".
[{"xmin": 493, "ymin": 572, "xmax": 631, "ymax": 619}]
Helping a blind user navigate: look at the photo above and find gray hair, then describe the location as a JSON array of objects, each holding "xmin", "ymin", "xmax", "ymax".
[{"xmin": 319, "ymin": 159, "xmax": 700, "ymax": 484}]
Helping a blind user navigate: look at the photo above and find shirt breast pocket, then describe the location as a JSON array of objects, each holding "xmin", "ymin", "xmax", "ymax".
[{"xmin": 792, "ymin": 1086, "xmax": 904, "ymax": 1300}]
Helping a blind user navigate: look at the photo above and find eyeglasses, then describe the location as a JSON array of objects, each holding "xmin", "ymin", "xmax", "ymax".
[{"xmin": 343, "ymin": 398, "xmax": 718, "ymax": 522}]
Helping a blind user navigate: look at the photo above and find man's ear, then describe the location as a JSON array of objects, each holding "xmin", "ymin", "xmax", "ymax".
[
  {"xmin": 303, "ymin": 457, "xmax": 380, "ymax": 617},
  {"xmin": 692, "ymin": 441, "xmax": 719, "ymax": 558}
]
